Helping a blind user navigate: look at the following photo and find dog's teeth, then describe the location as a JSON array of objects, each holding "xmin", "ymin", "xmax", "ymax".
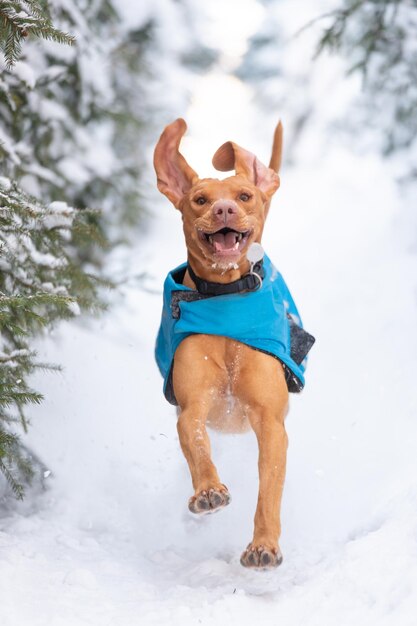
[
  {"xmin": 233, "ymin": 242, "xmax": 239, "ymax": 250},
  {"xmin": 208, "ymin": 235, "xmax": 213, "ymax": 244},
  {"xmin": 237, "ymin": 233, "xmax": 243, "ymax": 242}
]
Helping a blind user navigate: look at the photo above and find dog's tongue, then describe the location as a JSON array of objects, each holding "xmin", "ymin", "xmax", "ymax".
[{"xmin": 212, "ymin": 231, "xmax": 237, "ymax": 251}]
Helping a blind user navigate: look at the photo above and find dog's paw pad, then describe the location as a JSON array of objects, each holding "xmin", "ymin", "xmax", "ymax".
[
  {"xmin": 188, "ymin": 486, "xmax": 231, "ymax": 515},
  {"xmin": 240, "ymin": 544, "xmax": 283, "ymax": 570}
]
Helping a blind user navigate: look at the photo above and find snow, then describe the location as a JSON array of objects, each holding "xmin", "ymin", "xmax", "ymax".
[
  {"xmin": 0, "ymin": 176, "xmax": 12, "ymax": 190},
  {"xmin": 24, "ymin": 237, "xmax": 68, "ymax": 269},
  {"xmin": 1, "ymin": 1, "xmax": 417, "ymax": 625},
  {"xmin": 34, "ymin": 96, "xmax": 69, "ymax": 122},
  {"xmin": 12, "ymin": 61, "xmax": 36, "ymax": 89},
  {"xmin": 0, "ymin": 349, "xmax": 31, "ymax": 364},
  {"xmin": 0, "ymin": 126, "xmax": 22, "ymax": 164},
  {"xmin": 43, "ymin": 202, "xmax": 74, "ymax": 230},
  {"xmin": 66, "ymin": 300, "xmax": 81, "ymax": 316}
]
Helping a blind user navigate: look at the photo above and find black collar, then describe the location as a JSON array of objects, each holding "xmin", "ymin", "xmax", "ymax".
[{"xmin": 187, "ymin": 261, "xmax": 264, "ymax": 296}]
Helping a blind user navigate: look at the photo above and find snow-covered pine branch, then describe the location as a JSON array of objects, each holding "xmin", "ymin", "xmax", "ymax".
[
  {"xmin": 0, "ymin": 175, "xmax": 109, "ymax": 497},
  {"xmin": 0, "ymin": 0, "xmax": 74, "ymax": 68}
]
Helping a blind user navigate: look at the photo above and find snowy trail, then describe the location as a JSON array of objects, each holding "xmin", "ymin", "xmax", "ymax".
[
  {"xmin": 2, "ymin": 2, "xmax": 417, "ymax": 624},
  {"xmin": 2, "ymin": 130, "xmax": 417, "ymax": 625}
]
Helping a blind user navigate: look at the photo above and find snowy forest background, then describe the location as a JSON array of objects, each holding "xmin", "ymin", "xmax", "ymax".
[{"xmin": 1, "ymin": 1, "xmax": 417, "ymax": 625}]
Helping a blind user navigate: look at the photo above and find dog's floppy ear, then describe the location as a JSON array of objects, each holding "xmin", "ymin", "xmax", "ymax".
[
  {"xmin": 154, "ymin": 118, "xmax": 199, "ymax": 209},
  {"xmin": 212, "ymin": 141, "xmax": 280, "ymax": 198}
]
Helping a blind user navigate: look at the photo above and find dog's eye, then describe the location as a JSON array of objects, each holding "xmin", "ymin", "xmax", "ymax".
[
  {"xmin": 239, "ymin": 193, "xmax": 251, "ymax": 202},
  {"xmin": 195, "ymin": 196, "xmax": 206, "ymax": 206}
]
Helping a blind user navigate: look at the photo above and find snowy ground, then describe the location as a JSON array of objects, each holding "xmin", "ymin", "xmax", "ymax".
[{"xmin": 2, "ymin": 2, "xmax": 417, "ymax": 625}]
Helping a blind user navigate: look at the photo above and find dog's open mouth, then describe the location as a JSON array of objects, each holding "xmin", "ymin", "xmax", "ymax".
[{"xmin": 200, "ymin": 227, "xmax": 251, "ymax": 256}]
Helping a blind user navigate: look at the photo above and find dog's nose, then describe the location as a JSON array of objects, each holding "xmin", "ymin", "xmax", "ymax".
[{"xmin": 212, "ymin": 200, "xmax": 238, "ymax": 224}]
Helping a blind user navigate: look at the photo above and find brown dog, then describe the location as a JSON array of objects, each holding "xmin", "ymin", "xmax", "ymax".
[{"xmin": 154, "ymin": 119, "xmax": 307, "ymax": 569}]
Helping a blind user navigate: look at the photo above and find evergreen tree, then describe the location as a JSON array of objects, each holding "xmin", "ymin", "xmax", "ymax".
[
  {"xmin": 0, "ymin": 0, "xmax": 150, "ymax": 236},
  {"xmin": 0, "ymin": 178, "xmax": 108, "ymax": 498},
  {"xmin": 0, "ymin": 2, "xmax": 109, "ymax": 498},
  {"xmin": 1, "ymin": 0, "xmax": 218, "ymax": 237},
  {"xmin": 316, "ymin": 0, "xmax": 417, "ymax": 163}
]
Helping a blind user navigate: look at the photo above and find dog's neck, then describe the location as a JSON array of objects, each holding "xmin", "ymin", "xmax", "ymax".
[{"xmin": 183, "ymin": 252, "xmax": 250, "ymax": 289}]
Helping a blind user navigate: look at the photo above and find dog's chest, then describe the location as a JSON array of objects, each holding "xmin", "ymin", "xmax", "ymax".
[{"xmin": 202, "ymin": 335, "xmax": 251, "ymax": 383}]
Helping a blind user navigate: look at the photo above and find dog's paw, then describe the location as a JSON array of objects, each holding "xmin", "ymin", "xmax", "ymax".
[
  {"xmin": 188, "ymin": 485, "xmax": 231, "ymax": 515},
  {"xmin": 240, "ymin": 543, "xmax": 283, "ymax": 570}
]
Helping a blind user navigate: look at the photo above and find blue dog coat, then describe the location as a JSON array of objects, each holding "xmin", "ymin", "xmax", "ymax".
[{"xmin": 155, "ymin": 254, "xmax": 315, "ymax": 405}]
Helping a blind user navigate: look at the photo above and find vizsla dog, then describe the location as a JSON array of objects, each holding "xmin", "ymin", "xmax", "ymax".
[{"xmin": 154, "ymin": 119, "xmax": 314, "ymax": 569}]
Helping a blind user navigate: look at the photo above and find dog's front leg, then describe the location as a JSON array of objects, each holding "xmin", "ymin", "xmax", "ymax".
[
  {"xmin": 237, "ymin": 355, "xmax": 289, "ymax": 569},
  {"xmin": 177, "ymin": 403, "xmax": 230, "ymax": 514},
  {"xmin": 241, "ymin": 406, "xmax": 288, "ymax": 568},
  {"xmin": 173, "ymin": 336, "xmax": 231, "ymax": 515}
]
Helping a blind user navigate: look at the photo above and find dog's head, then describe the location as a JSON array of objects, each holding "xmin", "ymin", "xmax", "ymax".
[{"xmin": 154, "ymin": 118, "xmax": 280, "ymax": 273}]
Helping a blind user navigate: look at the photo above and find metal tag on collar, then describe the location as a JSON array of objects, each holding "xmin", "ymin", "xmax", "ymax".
[{"xmin": 246, "ymin": 242, "xmax": 264, "ymax": 290}]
